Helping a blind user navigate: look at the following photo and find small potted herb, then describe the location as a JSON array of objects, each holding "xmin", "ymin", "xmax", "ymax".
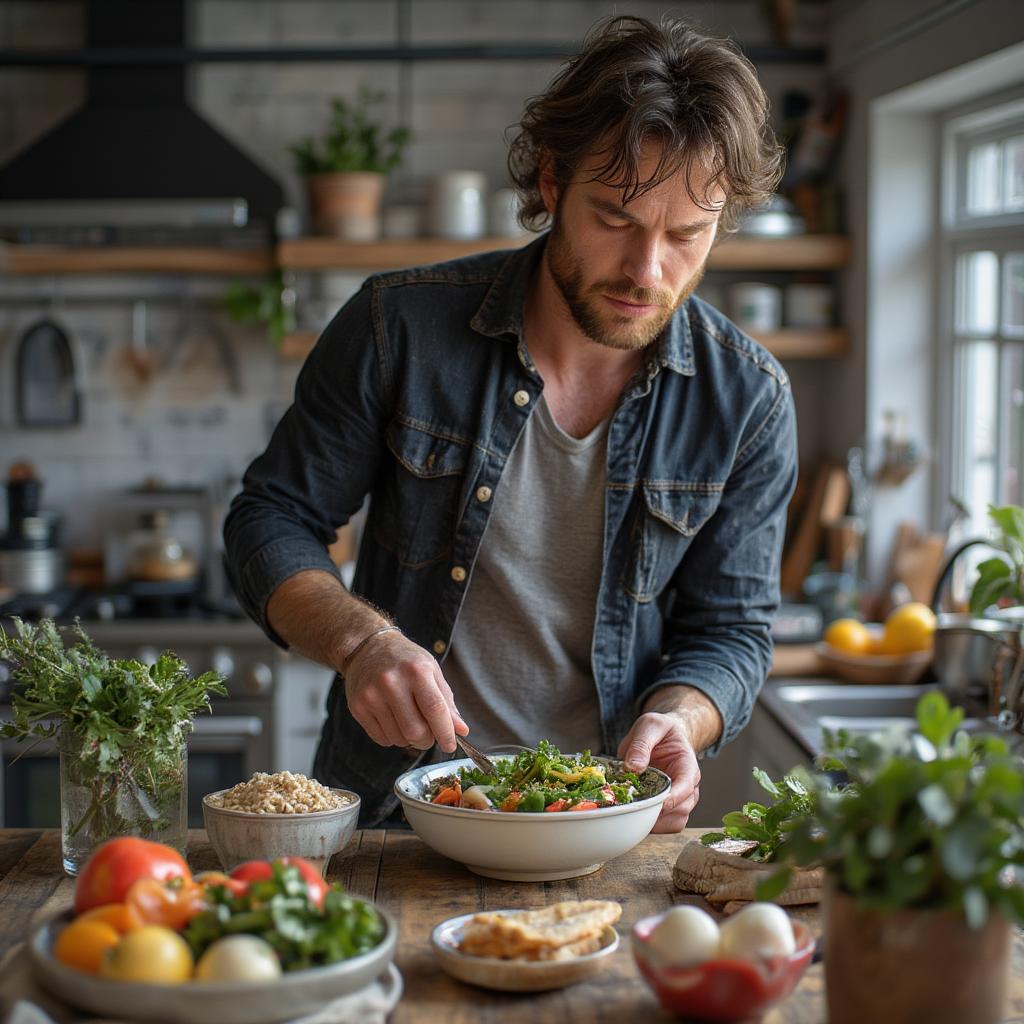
[
  {"xmin": 288, "ymin": 88, "xmax": 411, "ymax": 240},
  {"xmin": 766, "ymin": 692, "xmax": 1024, "ymax": 1024},
  {"xmin": 970, "ymin": 503, "xmax": 1024, "ymax": 617},
  {"xmin": 0, "ymin": 619, "xmax": 224, "ymax": 874}
]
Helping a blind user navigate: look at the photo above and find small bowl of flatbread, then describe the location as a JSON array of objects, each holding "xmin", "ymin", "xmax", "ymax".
[{"xmin": 431, "ymin": 900, "xmax": 621, "ymax": 992}]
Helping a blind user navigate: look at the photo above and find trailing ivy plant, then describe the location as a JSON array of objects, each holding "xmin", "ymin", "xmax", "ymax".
[
  {"xmin": 970, "ymin": 504, "xmax": 1024, "ymax": 615},
  {"xmin": 759, "ymin": 692, "xmax": 1024, "ymax": 929}
]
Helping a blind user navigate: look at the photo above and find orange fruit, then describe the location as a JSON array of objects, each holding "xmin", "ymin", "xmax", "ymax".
[
  {"xmin": 77, "ymin": 902, "xmax": 143, "ymax": 934},
  {"xmin": 823, "ymin": 618, "xmax": 873, "ymax": 655},
  {"xmin": 882, "ymin": 602, "xmax": 937, "ymax": 654},
  {"xmin": 54, "ymin": 918, "xmax": 121, "ymax": 974}
]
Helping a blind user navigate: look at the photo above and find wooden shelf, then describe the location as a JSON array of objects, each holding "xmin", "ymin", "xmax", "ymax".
[
  {"xmin": 760, "ymin": 328, "xmax": 849, "ymax": 359},
  {"xmin": 282, "ymin": 327, "xmax": 848, "ymax": 363},
  {"xmin": 0, "ymin": 244, "xmax": 273, "ymax": 276},
  {"xmin": 277, "ymin": 233, "xmax": 850, "ymax": 273}
]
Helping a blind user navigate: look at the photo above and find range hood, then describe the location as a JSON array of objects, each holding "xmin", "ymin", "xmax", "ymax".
[{"xmin": 0, "ymin": 0, "xmax": 283, "ymax": 235}]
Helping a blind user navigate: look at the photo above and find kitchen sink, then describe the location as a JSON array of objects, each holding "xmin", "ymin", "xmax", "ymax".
[{"xmin": 760, "ymin": 680, "xmax": 1000, "ymax": 756}]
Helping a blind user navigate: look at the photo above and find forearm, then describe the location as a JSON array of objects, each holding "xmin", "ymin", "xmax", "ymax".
[
  {"xmin": 640, "ymin": 684, "xmax": 723, "ymax": 753},
  {"xmin": 265, "ymin": 569, "xmax": 394, "ymax": 673}
]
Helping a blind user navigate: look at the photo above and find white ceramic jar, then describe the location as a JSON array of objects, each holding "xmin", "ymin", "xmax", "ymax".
[
  {"xmin": 785, "ymin": 283, "xmax": 834, "ymax": 328},
  {"xmin": 430, "ymin": 171, "xmax": 487, "ymax": 239},
  {"xmin": 728, "ymin": 282, "xmax": 783, "ymax": 334}
]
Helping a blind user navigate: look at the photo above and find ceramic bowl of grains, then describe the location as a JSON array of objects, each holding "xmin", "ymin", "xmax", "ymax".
[{"xmin": 203, "ymin": 772, "xmax": 360, "ymax": 876}]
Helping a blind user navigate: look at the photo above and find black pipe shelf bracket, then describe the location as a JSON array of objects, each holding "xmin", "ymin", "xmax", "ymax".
[{"xmin": 0, "ymin": 43, "xmax": 827, "ymax": 67}]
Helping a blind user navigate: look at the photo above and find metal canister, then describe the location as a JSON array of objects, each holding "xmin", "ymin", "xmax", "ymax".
[{"xmin": 932, "ymin": 613, "xmax": 1017, "ymax": 701}]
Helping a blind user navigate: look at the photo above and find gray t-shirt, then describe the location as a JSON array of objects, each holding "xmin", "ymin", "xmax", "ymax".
[{"xmin": 443, "ymin": 394, "xmax": 608, "ymax": 754}]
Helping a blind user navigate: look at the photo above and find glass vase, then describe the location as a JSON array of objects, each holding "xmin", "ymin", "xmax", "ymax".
[{"xmin": 59, "ymin": 725, "xmax": 188, "ymax": 875}]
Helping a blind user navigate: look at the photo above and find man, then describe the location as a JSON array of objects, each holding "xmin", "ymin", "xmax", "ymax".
[{"xmin": 224, "ymin": 15, "xmax": 797, "ymax": 830}]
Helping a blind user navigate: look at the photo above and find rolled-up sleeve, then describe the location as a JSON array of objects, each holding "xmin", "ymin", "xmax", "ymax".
[
  {"xmin": 223, "ymin": 282, "xmax": 390, "ymax": 647},
  {"xmin": 636, "ymin": 374, "xmax": 798, "ymax": 753}
]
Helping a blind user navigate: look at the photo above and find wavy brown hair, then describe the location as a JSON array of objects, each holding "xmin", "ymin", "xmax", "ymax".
[{"xmin": 507, "ymin": 15, "xmax": 784, "ymax": 234}]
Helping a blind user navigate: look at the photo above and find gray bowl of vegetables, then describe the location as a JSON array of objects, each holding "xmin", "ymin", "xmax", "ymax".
[
  {"xmin": 394, "ymin": 741, "xmax": 671, "ymax": 881},
  {"xmin": 29, "ymin": 881, "xmax": 399, "ymax": 1024}
]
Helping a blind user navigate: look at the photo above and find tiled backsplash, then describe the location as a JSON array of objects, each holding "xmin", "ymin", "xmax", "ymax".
[{"xmin": 0, "ymin": 1, "xmax": 829, "ymax": 553}]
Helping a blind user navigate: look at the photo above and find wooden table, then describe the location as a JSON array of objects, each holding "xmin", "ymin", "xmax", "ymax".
[{"xmin": 1, "ymin": 828, "xmax": 1023, "ymax": 1023}]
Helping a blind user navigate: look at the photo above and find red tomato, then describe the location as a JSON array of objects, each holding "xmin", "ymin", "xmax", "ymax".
[
  {"xmin": 229, "ymin": 857, "xmax": 328, "ymax": 907},
  {"xmin": 125, "ymin": 877, "xmax": 207, "ymax": 929},
  {"xmin": 74, "ymin": 838, "xmax": 191, "ymax": 916}
]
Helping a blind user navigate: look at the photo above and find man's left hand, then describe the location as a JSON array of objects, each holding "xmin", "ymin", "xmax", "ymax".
[{"xmin": 617, "ymin": 711, "xmax": 700, "ymax": 833}]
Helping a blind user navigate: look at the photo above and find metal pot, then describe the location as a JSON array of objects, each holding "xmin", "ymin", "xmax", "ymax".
[{"xmin": 932, "ymin": 613, "xmax": 1017, "ymax": 702}]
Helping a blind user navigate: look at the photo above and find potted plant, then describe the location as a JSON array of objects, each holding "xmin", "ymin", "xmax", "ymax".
[
  {"xmin": 225, "ymin": 271, "xmax": 297, "ymax": 348},
  {"xmin": 288, "ymin": 88, "xmax": 410, "ymax": 240},
  {"xmin": 763, "ymin": 692, "xmax": 1024, "ymax": 1024},
  {"xmin": 970, "ymin": 504, "xmax": 1024, "ymax": 617},
  {"xmin": 0, "ymin": 619, "xmax": 224, "ymax": 874}
]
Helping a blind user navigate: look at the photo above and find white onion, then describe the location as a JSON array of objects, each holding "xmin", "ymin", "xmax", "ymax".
[
  {"xmin": 459, "ymin": 785, "xmax": 494, "ymax": 810},
  {"xmin": 718, "ymin": 903, "xmax": 796, "ymax": 962},
  {"xmin": 648, "ymin": 905, "xmax": 721, "ymax": 966}
]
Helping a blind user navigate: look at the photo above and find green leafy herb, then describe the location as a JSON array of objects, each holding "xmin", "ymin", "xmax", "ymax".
[
  {"xmin": 0, "ymin": 618, "xmax": 225, "ymax": 843},
  {"xmin": 225, "ymin": 271, "xmax": 297, "ymax": 348},
  {"xmin": 288, "ymin": 88, "xmax": 411, "ymax": 175},
  {"xmin": 969, "ymin": 504, "xmax": 1024, "ymax": 614},
  {"xmin": 186, "ymin": 863, "xmax": 385, "ymax": 970},
  {"xmin": 773, "ymin": 692, "xmax": 1024, "ymax": 928},
  {"xmin": 700, "ymin": 766, "xmax": 816, "ymax": 863}
]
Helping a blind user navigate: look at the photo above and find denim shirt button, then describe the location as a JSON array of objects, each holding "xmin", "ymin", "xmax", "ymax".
[
  {"xmin": 475, "ymin": 485, "xmax": 492, "ymax": 502},
  {"xmin": 433, "ymin": 640, "xmax": 447, "ymax": 655},
  {"xmin": 513, "ymin": 389, "xmax": 531, "ymax": 407},
  {"xmin": 450, "ymin": 566, "xmax": 467, "ymax": 583}
]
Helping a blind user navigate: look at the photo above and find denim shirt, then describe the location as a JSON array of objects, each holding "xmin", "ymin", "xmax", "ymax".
[{"xmin": 223, "ymin": 234, "xmax": 798, "ymax": 826}]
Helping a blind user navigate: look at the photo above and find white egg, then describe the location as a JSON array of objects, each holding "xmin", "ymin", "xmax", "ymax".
[
  {"xmin": 718, "ymin": 903, "xmax": 796, "ymax": 962},
  {"xmin": 648, "ymin": 905, "xmax": 721, "ymax": 966}
]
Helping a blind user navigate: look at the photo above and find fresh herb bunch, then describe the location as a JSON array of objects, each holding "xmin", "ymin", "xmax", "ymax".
[
  {"xmin": 764, "ymin": 692, "xmax": 1024, "ymax": 928},
  {"xmin": 288, "ymin": 88, "xmax": 411, "ymax": 175},
  {"xmin": 970, "ymin": 504, "xmax": 1024, "ymax": 614},
  {"xmin": 186, "ymin": 862, "xmax": 385, "ymax": 970},
  {"xmin": 225, "ymin": 271, "xmax": 296, "ymax": 347},
  {"xmin": 700, "ymin": 767, "xmax": 816, "ymax": 863},
  {"xmin": 0, "ymin": 618, "xmax": 225, "ymax": 842}
]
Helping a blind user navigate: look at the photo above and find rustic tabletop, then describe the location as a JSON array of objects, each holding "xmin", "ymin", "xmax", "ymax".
[{"xmin": 1, "ymin": 828, "xmax": 1022, "ymax": 1023}]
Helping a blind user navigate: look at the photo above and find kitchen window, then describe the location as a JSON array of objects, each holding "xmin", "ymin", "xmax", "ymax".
[{"xmin": 942, "ymin": 96, "xmax": 1024, "ymax": 540}]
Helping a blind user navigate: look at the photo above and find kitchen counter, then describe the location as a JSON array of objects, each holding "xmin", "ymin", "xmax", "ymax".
[{"xmin": 1, "ymin": 829, "xmax": 1024, "ymax": 1022}]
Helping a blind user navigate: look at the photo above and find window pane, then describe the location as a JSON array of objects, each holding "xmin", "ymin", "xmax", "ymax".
[
  {"xmin": 957, "ymin": 341, "xmax": 998, "ymax": 536},
  {"xmin": 957, "ymin": 251, "xmax": 999, "ymax": 334},
  {"xmin": 1006, "ymin": 134, "xmax": 1024, "ymax": 212},
  {"xmin": 1006, "ymin": 345, "xmax": 1024, "ymax": 508},
  {"xmin": 1005, "ymin": 254, "xmax": 1024, "ymax": 338},
  {"xmin": 967, "ymin": 141, "xmax": 1002, "ymax": 214}
]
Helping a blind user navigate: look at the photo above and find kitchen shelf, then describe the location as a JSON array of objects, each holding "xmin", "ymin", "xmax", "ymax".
[
  {"xmin": 277, "ymin": 233, "xmax": 851, "ymax": 273},
  {"xmin": 280, "ymin": 327, "xmax": 849, "ymax": 363},
  {"xmin": 0, "ymin": 244, "xmax": 273, "ymax": 276}
]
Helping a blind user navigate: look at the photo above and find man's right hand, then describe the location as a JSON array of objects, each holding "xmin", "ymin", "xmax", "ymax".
[{"xmin": 342, "ymin": 630, "xmax": 468, "ymax": 753}]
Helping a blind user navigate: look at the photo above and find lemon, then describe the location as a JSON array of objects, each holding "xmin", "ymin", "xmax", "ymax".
[
  {"xmin": 823, "ymin": 618, "xmax": 873, "ymax": 655},
  {"xmin": 882, "ymin": 602, "xmax": 937, "ymax": 654},
  {"xmin": 101, "ymin": 925, "xmax": 193, "ymax": 984}
]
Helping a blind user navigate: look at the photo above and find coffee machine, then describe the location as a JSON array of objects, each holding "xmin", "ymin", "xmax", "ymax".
[{"xmin": 0, "ymin": 464, "xmax": 64, "ymax": 596}]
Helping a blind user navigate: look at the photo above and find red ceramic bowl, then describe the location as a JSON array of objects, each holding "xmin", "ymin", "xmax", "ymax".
[{"xmin": 633, "ymin": 911, "xmax": 815, "ymax": 1021}]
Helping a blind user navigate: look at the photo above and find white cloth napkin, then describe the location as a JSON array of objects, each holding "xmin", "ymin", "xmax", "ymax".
[{"xmin": 0, "ymin": 945, "xmax": 402, "ymax": 1024}]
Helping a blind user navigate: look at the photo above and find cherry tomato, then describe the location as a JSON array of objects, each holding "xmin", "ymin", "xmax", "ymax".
[
  {"xmin": 193, "ymin": 870, "xmax": 248, "ymax": 898},
  {"xmin": 229, "ymin": 857, "xmax": 327, "ymax": 907},
  {"xmin": 74, "ymin": 838, "xmax": 191, "ymax": 916},
  {"xmin": 125, "ymin": 877, "xmax": 207, "ymax": 929}
]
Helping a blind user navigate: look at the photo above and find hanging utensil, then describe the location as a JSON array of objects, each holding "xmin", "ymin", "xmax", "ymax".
[{"xmin": 15, "ymin": 317, "xmax": 82, "ymax": 427}]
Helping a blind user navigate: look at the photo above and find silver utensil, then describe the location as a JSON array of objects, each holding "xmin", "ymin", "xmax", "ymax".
[{"xmin": 456, "ymin": 735, "xmax": 499, "ymax": 775}]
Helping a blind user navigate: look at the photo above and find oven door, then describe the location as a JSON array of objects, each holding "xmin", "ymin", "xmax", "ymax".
[{"xmin": 0, "ymin": 705, "xmax": 273, "ymax": 829}]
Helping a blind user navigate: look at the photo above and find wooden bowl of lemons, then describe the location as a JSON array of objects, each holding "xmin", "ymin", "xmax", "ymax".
[{"xmin": 817, "ymin": 603, "xmax": 935, "ymax": 684}]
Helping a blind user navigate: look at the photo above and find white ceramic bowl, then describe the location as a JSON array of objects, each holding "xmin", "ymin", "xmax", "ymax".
[
  {"xmin": 431, "ymin": 910, "xmax": 619, "ymax": 991},
  {"xmin": 202, "ymin": 787, "xmax": 360, "ymax": 876},
  {"xmin": 29, "ymin": 906, "xmax": 398, "ymax": 1024},
  {"xmin": 394, "ymin": 756, "xmax": 671, "ymax": 881}
]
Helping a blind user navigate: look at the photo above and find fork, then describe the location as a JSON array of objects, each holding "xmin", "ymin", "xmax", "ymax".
[{"xmin": 456, "ymin": 735, "xmax": 499, "ymax": 775}]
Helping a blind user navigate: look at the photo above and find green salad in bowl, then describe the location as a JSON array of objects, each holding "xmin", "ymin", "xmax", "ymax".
[{"xmin": 423, "ymin": 740, "xmax": 643, "ymax": 812}]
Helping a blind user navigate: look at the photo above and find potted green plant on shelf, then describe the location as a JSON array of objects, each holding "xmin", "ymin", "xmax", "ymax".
[
  {"xmin": 288, "ymin": 87, "xmax": 411, "ymax": 240},
  {"xmin": 762, "ymin": 692, "xmax": 1024, "ymax": 1024}
]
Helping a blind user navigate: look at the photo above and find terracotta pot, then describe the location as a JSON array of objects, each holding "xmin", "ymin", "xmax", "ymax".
[
  {"xmin": 306, "ymin": 171, "xmax": 384, "ymax": 240},
  {"xmin": 823, "ymin": 884, "xmax": 1011, "ymax": 1024}
]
